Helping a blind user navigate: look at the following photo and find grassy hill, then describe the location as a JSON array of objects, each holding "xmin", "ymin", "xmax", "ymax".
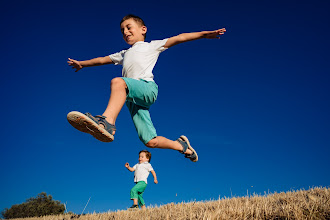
[{"xmin": 8, "ymin": 187, "xmax": 330, "ymax": 220}]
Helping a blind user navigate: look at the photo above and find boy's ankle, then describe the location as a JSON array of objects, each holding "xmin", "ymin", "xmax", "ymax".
[{"xmin": 102, "ymin": 115, "xmax": 115, "ymax": 125}]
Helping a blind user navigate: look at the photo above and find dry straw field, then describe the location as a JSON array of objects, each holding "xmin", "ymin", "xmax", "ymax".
[{"xmin": 9, "ymin": 187, "xmax": 330, "ymax": 220}]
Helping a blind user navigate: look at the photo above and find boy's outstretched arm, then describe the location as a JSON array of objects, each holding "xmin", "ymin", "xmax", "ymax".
[
  {"xmin": 67, "ymin": 56, "xmax": 113, "ymax": 72},
  {"xmin": 164, "ymin": 28, "xmax": 226, "ymax": 48},
  {"xmin": 125, "ymin": 163, "xmax": 135, "ymax": 172},
  {"xmin": 151, "ymin": 170, "xmax": 158, "ymax": 184}
]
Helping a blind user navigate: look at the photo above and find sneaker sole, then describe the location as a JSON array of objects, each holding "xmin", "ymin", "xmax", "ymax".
[
  {"xmin": 67, "ymin": 111, "xmax": 114, "ymax": 142},
  {"xmin": 128, "ymin": 208, "xmax": 139, "ymax": 211},
  {"xmin": 180, "ymin": 135, "xmax": 198, "ymax": 162}
]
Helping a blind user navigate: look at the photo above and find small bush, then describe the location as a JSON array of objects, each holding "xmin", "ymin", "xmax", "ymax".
[{"xmin": 1, "ymin": 192, "xmax": 65, "ymax": 219}]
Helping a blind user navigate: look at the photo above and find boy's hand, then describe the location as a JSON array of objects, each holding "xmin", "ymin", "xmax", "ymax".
[
  {"xmin": 154, "ymin": 179, "xmax": 158, "ymax": 184},
  {"xmin": 204, "ymin": 28, "xmax": 226, "ymax": 39},
  {"xmin": 125, "ymin": 163, "xmax": 130, "ymax": 168},
  {"xmin": 67, "ymin": 58, "xmax": 83, "ymax": 72}
]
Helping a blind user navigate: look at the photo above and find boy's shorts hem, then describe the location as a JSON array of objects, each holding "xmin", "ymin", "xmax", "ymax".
[{"xmin": 144, "ymin": 136, "xmax": 157, "ymax": 145}]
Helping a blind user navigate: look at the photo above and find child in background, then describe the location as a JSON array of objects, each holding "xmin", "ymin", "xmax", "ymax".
[
  {"xmin": 67, "ymin": 14, "xmax": 226, "ymax": 162},
  {"xmin": 125, "ymin": 150, "xmax": 158, "ymax": 210}
]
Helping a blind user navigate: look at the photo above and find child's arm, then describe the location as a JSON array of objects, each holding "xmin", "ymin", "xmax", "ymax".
[
  {"xmin": 150, "ymin": 170, "xmax": 158, "ymax": 184},
  {"xmin": 164, "ymin": 28, "xmax": 226, "ymax": 48},
  {"xmin": 125, "ymin": 163, "xmax": 135, "ymax": 172},
  {"xmin": 67, "ymin": 56, "xmax": 113, "ymax": 72}
]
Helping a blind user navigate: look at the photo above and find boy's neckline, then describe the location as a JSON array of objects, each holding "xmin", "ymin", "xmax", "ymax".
[{"xmin": 132, "ymin": 41, "xmax": 145, "ymax": 46}]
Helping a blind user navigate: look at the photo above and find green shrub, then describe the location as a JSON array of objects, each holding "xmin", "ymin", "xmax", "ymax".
[{"xmin": 1, "ymin": 192, "xmax": 65, "ymax": 219}]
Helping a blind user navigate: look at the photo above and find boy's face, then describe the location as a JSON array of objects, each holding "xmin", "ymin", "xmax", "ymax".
[
  {"xmin": 120, "ymin": 18, "xmax": 146, "ymax": 45},
  {"xmin": 139, "ymin": 152, "xmax": 149, "ymax": 164}
]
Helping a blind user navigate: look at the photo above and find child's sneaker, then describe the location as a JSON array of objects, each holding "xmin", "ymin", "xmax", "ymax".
[
  {"xmin": 128, "ymin": 205, "xmax": 139, "ymax": 210},
  {"xmin": 176, "ymin": 135, "xmax": 198, "ymax": 162},
  {"xmin": 67, "ymin": 111, "xmax": 116, "ymax": 142}
]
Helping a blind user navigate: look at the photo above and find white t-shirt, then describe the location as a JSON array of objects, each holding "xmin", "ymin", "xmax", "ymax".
[
  {"xmin": 109, "ymin": 39, "xmax": 168, "ymax": 82},
  {"xmin": 133, "ymin": 162, "xmax": 154, "ymax": 184}
]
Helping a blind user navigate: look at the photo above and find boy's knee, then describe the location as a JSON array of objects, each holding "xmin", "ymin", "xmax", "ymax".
[
  {"xmin": 145, "ymin": 138, "xmax": 158, "ymax": 148},
  {"xmin": 130, "ymin": 190, "xmax": 137, "ymax": 198},
  {"xmin": 111, "ymin": 77, "xmax": 126, "ymax": 88}
]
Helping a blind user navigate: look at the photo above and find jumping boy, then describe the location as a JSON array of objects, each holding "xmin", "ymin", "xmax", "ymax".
[
  {"xmin": 67, "ymin": 14, "xmax": 226, "ymax": 162},
  {"xmin": 125, "ymin": 150, "xmax": 157, "ymax": 210}
]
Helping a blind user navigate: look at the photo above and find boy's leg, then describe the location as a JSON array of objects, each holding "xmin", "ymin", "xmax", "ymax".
[
  {"xmin": 124, "ymin": 93, "xmax": 195, "ymax": 155},
  {"xmin": 124, "ymin": 78, "xmax": 159, "ymax": 143},
  {"xmin": 147, "ymin": 136, "xmax": 198, "ymax": 162},
  {"xmin": 102, "ymin": 77, "xmax": 128, "ymax": 134},
  {"xmin": 129, "ymin": 105, "xmax": 195, "ymax": 156},
  {"xmin": 146, "ymin": 136, "xmax": 193, "ymax": 154},
  {"xmin": 130, "ymin": 188, "xmax": 139, "ymax": 208},
  {"xmin": 126, "ymin": 102, "xmax": 158, "ymax": 145},
  {"xmin": 137, "ymin": 191, "xmax": 145, "ymax": 207},
  {"xmin": 132, "ymin": 199, "xmax": 138, "ymax": 205},
  {"xmin": 130, "ymin": 185, "xmax": 139, "ymax": 202},
  {"xmin": 102, "ymin": 77, "xmax": 157, "ymax": 134},
  {"xmin": 122, "ymin": 78, "xmax": 197, "ymax": 160},
  {"xmin": 130, "ymin": 182, "xmax": 147, "ymax": 206}
]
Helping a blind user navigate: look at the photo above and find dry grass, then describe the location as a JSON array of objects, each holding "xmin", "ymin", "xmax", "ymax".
[{"xmin": 9, "ymin": 187, "xmax": 330, "ymax": 220}]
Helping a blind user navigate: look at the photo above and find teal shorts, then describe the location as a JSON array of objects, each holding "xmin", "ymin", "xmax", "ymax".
[{"xmin": 122, "ymin": 77, "xmax": 158, "ymax": 144}]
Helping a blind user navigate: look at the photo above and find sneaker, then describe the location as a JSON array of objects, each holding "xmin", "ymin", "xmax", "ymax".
[
  {"xmin": 176, "ymin": 135, "xmax": 198, "ymax": 162},
  {"xmin": 67, "ymin": 111, "xmax": 116, "ymax": 142},
  {"xmin": 128, "ymin": 205, "xmax": 139, "ymax": 210}
]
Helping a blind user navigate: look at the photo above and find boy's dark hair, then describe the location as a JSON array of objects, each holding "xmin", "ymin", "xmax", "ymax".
[
  {"xmin": 139, "ymin": 150, "xmax": 151, "ymax": 162},
  {"xmin": 120, "ymin": 14, "xmax": 146, "ymax": 39}
]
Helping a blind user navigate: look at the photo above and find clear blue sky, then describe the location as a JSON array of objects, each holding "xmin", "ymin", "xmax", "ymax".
[{"xmin": 1, "ymin": 0, "xmax": 329, "ymax": 215}]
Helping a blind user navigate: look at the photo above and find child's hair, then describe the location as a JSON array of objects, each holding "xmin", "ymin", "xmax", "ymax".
[
  {"xmin": 120, "ymin": 14, "xmax": 146, "ymax": 39},
  {"xmin": 139, "ymin": 150, "xmax": 151, "ymax": 162}
]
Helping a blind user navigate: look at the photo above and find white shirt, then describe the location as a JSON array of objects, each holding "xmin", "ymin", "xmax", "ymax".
[
  {"xmin": 109, "ymin": 39, "xmax": 168, "ymax": 82},
  {"xmin": 133, "ymin": 162, "xmax": 154, "ymax": 184}
]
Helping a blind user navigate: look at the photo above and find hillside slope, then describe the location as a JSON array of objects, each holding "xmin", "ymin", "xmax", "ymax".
[{"xmin": 10, "ymin": 187, "xmax": 330, "ymax": 220}]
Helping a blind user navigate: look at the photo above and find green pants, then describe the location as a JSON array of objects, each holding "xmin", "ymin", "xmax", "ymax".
[{"xmin": 130, "ymin": 181, "xmax": 147, "ymax": 207}]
